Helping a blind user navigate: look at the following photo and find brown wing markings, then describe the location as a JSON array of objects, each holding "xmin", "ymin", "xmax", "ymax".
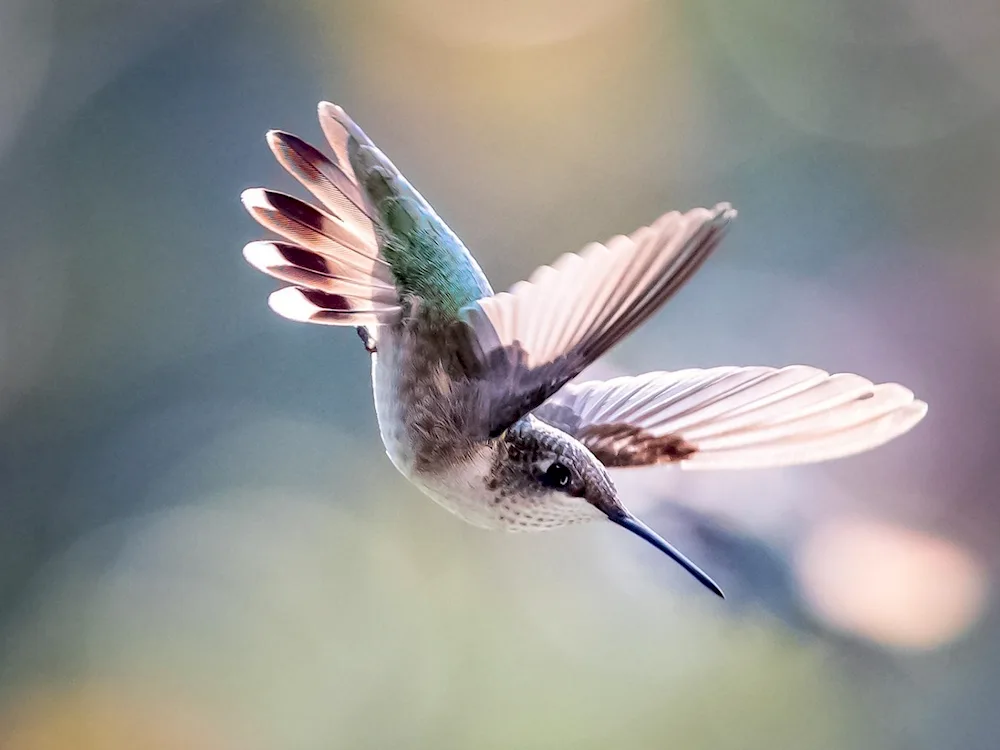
[{"xmin": 576, "ymin": 423, "xmax": 697, "ymax": 467}]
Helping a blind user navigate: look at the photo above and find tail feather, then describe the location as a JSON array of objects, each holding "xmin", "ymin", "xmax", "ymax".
[
  {"xmin": 317, "ymin": 101, "xmax": 376, "ymax": 182},
  {"xmin": 243, "ymin": 241, "xmax": 397, "ymax": 305},
  {"xmin": 268, "ymin": 286, "xmax": 401, "ymax": 326},
  {"xmin": 241, "ymin": 187, "xmax": 394, "ymax": 290},
  {"xmin": 265, "ymin": 130, "xmax": 374, "ymax": 245},
  {"xmin": 242, "ymin": 188, "xmax": 379, "ymax": 261},
  {"xmin": 243, "ymin": 101, "xmax": 495, "ymax": 326},
  {"xmin": 243, "ymin": 103, "xmax": 404, "ymax": 330}
]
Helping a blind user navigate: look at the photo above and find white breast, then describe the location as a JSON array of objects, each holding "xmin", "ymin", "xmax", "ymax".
[{"xmin": 408, "ymin": 450, "xmax": 514, "ymax": 530}]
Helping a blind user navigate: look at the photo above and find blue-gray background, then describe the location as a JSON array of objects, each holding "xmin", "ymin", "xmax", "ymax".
[{"xmin": 1, "ymin": 1, "xmax": 998, "ymax": 748}]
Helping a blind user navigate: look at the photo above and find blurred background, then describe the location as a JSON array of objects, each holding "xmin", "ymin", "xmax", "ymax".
[{"xmin": 0, "ymin": 0, "xmax": 998, "ymax": 748}]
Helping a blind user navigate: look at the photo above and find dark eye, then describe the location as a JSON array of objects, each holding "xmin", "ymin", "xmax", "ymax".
[{"xmin": 542, "ymin": 461, "xmax": 572, "ymax": 489}]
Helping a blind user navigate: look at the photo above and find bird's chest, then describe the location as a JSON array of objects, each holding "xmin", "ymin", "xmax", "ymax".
[
  {"xmin": 410, "ymin": 453, "xmax": 513, "ymax": 530},
  {"xmin": 401, "ymin": 451, "xmax": 593, "ymax": 532}
]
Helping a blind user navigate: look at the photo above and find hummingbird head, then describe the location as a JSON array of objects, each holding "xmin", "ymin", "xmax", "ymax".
[{"xmin": 496, "ymin": 417, "xmax": 724, "ymax": 597}]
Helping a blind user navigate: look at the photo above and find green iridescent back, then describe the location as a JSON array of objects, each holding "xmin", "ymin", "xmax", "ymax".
[{"xmin": 349, "ymin": 141, "xmax": 493, "ymax": 317}]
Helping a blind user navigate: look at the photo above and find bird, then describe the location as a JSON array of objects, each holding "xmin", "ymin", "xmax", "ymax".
[{"xmin": 240, "ymin": 101, "xmax": 928, "ymax": 598}]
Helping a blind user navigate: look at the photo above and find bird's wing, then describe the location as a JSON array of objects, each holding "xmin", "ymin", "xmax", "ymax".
[
  {"xmin": 532, "ymin": 366, "xmax": 927, "ymax": 469},
  {"xmin": 458, "ymin": 204, "xmax": 736, "ymax": 437}
]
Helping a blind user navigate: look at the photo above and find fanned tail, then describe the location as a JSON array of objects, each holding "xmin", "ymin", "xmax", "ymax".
[{"xmin": 241, "ymin": 104, "xmax": 400, "ymax": 328}]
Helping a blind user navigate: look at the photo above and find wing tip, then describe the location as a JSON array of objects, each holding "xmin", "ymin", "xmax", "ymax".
[
  {"xmin": 680, "ymin": 391, "xmax": 929, "ymax": 470},
  {"xmin": 905, "ymin": 398, "xmax": 929, "ymax": 424}
]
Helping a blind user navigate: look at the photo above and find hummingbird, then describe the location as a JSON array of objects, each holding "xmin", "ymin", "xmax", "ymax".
[{"xmin": 240, "ymin": 102, "xmax": 927, "ymax": 598}]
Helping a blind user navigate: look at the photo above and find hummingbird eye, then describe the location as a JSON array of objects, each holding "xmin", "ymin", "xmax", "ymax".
[{"xmin": 541, "ymin": 461, "xmax": 572, "ymax": 490}]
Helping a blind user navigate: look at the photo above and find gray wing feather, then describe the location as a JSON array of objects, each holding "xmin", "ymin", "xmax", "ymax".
[
  {"xmin": 460, "ymin": 204, "xmax": 736, "ymax": 436},
  {"xmin": 533, "ymin": 367, "xmax": 928, "ymax": 469}
]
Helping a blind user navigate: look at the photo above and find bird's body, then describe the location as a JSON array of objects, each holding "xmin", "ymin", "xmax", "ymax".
[
  {"xmin": 370, "ymin": 312, "xmax": 504, "ymax": 529},
  {"xmin": 241, "ymin": 102, "xmax": 928, "ymax": 596},
  {"xmin": 370, "ymin": 277, "xmax": 609, "ymax": 532}
]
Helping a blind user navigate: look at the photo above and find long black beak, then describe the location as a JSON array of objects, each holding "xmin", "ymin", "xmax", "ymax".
[{"xmin": 610, "ymin": 513, "xmax": 725, "ymax": 598}]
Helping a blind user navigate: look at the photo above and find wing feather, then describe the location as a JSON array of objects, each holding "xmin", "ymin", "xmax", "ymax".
[
  {"xmin": 533, "ymin": 366, "xmax": 927, "ymax": 469},
  {"xmin": 460, "ymin": 204, "xmax": 736, "ymax": 436}
]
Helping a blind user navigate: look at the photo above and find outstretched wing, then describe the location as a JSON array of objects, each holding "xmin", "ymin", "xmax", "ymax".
[
  {"xmin": 459, "ymin": 204, "xmax": 736, "ymax": 437},
  {"xmin": 532, "ymin": 366, "xmax": 928, "ymax": 469}
]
